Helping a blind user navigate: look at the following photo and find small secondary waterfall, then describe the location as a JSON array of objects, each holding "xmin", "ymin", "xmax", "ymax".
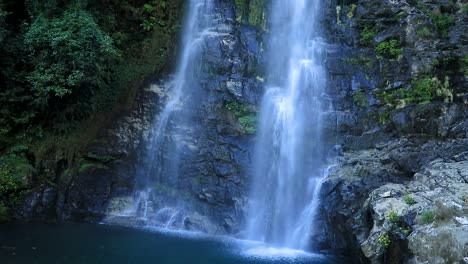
[
  {"xmin": 129, "ymin": 0, "xmax": 214, "ymax": 225},
  {"xmin": 246, "ymin": 0, "xmax": 328, "ymax": 249}
]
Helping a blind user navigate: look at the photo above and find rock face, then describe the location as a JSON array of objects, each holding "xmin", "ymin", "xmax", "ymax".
[
  {"xmin": 8, "ymin": 0, "xmax": 467, "ymax": 263},
  {"xmin": 316, "ymin": 0, "xmax": 468, "ymax": 263},
  {"xmin": 318, "ymin": 138, "xmax": 468, "ymax": 263},
  {"xmin": 13, "ymin": 0, "xmax": 265, "ymax": 234}
]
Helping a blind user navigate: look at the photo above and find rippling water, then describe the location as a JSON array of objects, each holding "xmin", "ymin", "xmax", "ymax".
[{"xmin": 0, "ymin": 224, "xmax": 343, "ymax": 264}]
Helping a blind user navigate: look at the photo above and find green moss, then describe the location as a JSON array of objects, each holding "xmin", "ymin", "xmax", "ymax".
[
  {"xmin": 429, "ymin": 13, "xmax": 455, "ymax": 37},
  {"xmin": 387, "ymin": 211, "xmax": 400, "ymax": 223},
  {"xmin": 431, "ymin": 59, "xmax": 440, "ymax": 67},
  {"xmin": 379, "ymin": 76, "xmax": 452, "ymax": 108},
  {"xmin": 409, "ymin": 77, "xmax": 436, "ymax": 103},
  {"xmin": 421, "ymin": 210, "xmax": 435, "ymax": 224},
  {"xmin": 79, "ymin": 163, "xmax": 94, "ymax": 173},
  {"xmin": 347, "ymin": 4, "xmax": 357, "ymax": 19},
  {"xmin": 85, "ymin": 152, "xmax": 115, "ymax": 163},
  {"xmin": 403, "ymin": 194, "xmax": 417, "ymax": 205},
  {"xmin": 378, "ymin": 233, "xmax": 391, "ymax": 248},
  {"xmin": 344, "ymin": 55, "xmax": 373, "ymax": 69},
  {"xmin": 395, "ymin": 11, "xmax": 406, "ymax": 20},
  {"xmin": 360, "ymin": 25, "xmax": 377, "ymax": 46},
  {"xmin": 235, "ymin": 0, "xmax": 268, "ymax": 30},
  {"xmin": 462, "ymin": 56, "xmax": 468, "ymax": 76},
  {"xmin": 375, "ymin": 39, "xmax": 403, "ymax": 60},
  {"xmin": 248, "ymin": 0, "xmax": 268, "ymax": 30},
  {"xmin": 0, "ymin": 154, "xmax": 33, "ymax": 195},
  {"xmin": 378, "ymin": 110, "xmax": 390, "ymax": 125},
  {"xmin": 400, "ymin": 227, "xmax": 410, "ymax": 236},
  {"xmin": 239, "ymin": 115, "xmax": 257, "ymax": 134},
  {"xmin": 225, "ymin": 101, "xmax": 257, "ymax": 134},
  {"xmin": 416, "ymin": 27, "xmax": 431, "ymax": 38},
  {"xmin": 352, "ymin": 91, "xmax": 370, "ymax": 107},
  {"xmin": 78, "ymin": 162, "xmax": 107, "ymax": 173}
]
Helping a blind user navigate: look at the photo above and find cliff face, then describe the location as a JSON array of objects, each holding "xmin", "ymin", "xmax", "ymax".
[
  {"xmin": 317, "ymin": 0, "xmax": 467, "ymax": 263},
  {"xmin": 5, "ymin": 0, "xmax": 467, "ymax": 263},
  {"xmin": 11, "ymin": 0, "xmax": 266, "ymax": 234}
]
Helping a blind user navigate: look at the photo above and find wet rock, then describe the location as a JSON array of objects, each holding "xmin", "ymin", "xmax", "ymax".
[
  {"xmin": 183, "ymin": 212, "xmax": 222, "ymax": 234},
  {"xmin": 319, "ymin": 138, "xmax": 468, "ymax": 263}
]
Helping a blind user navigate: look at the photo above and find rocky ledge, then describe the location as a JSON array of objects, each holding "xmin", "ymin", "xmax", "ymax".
[{"xmin": 318, "ymin": 136, "xmax": 468, "ymax": 263}]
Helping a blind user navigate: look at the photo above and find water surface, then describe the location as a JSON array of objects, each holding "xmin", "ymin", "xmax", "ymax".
[{"xmin": 0, "ymin": 223, "xmax": 342, "ymax": 264}]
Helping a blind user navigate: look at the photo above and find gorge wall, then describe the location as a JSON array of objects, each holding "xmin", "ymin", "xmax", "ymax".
[
  {"xmin": 1, "ymin": 0, "xmax": 466, "ymax": 263},
  {"xmin": 317, "ymin": 0, "xmax": 467, "ymax": 263}
]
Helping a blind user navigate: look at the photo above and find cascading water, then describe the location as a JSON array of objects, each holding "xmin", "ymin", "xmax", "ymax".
[
  {"xmin": 116, "ymin": 0, "xmax": 214, "ymax": 227},
  {"xmin": 246, "ymin": 0, "xmax": 329, "ymax": 250}
]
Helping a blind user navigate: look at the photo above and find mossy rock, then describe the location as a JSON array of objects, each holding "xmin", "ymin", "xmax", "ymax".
[
  {"xmin": 0, "ymin": 155, "xmax": 34, "ymax": 195},
  {"xmin": 235, "ymin": 0, "xmax": 268, "ymax": 30},
  {"xmin": 78, "ymin": 162, "xmax": 108, "ymax": 174},
  {"xmin": 225, "ymin": 101, "xmax": 257, "ymax": 134}
]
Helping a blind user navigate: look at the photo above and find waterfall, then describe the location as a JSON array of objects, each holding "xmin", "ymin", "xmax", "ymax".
[
  {"xmin": 246, "ymin": 0, "xmax": 328, "ymax": 250},
  {"xmin": 130, "ymin": 0, "xmax": 214, "ymax": 226}
]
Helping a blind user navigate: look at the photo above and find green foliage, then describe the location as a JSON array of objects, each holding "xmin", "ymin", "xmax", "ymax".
[
  {"xmin": 352, "ymin": 91, "xmax": 370, "ymax": 107},
  {"xmin": 395, "ymin": 11, "xmax": 407, "ymax": 20},
  {"xmin": 85, "ymin": 152, "xmax": 115, "ymax": 163},
  {"xmin": 429, "ymin": 13, "xmax": 455, "ymax": 37},
  {"xmin": 416, "ymin": 27, "xmax": 431, "ymax": 38},
  {"xmin": 8, "ymin": 145, "xmax": 29, "ymax": 155},
  {"xmin": 380, "ymin": 76, "xmax": 452, "ymax": 108},
  {"xmin": 387, "ymin": 211, "xmax": 400, "ymax": 223},
  {"xmin": 344, "ymin": 55, "xmax": 373, "ymax": 69},
  {"xmin": 239, "ymin": 115, "xmax": 257, "ymax": 134},
  {"xmin": 226, "ymin": 102, "xmax": 251, "ymax": 117},
  {"xmin": 225, "ymin": 102, "xmax": 257, "ymax": 134},
  {"xmin": 234, "ymin": 0, "xmax": 248, "ymax": 22},
  {"xmin": 378, "ymin": 233, "xmax": 391, "ymax": 248},
  {"xmin": 421, "ymin": 210, "xmax": 435, "ymax": 224},
  {"xmin": 0, "ymin": 0, "xmax": 183, "ymax": 144},
  {"xmin": 234, "ymin": 0, "xmax": 268, "ymax": 29},
  {"xmin": 409, "ymin": 77, "xmax": 436, "ymax": 103},
  {"xmin": 378, "ymin": 111, "xmax": 390, "ymax": 125},
  {"xmin": 360, "ymin": 25, "xmax": 377, "ymax": 46},
  {"xmin": 140, "ymin": 0, "xmax": 179, "ymax": 32},
  {"xmin": 403, "ymin": 195, "xmax": 417, "ymax": 205},
  {"xmin": 375, "ymin": 39, "xmax": 403, "ymax": 59},
  {"xmin": 347, "ymin": 4, "xmax": 357, "ymax": 19},
  {"xmin": 0, "ymin": 154, "xmax": 33, "ymax": 195},
  {"xmin": 401, "ymin": 228, "xmax": 410, "ymax": 236},
  {"xmin": 23, "ymin": 6, "xmax": 119, "ymax": 113},
  {"xmin": 78, "ymin": 163, "xmax": 104, "ymax": 173},
  {"xmin": 380, "ymin": 88, "xmax": 406, "ymax": 108},
  {"xmin": 462, "ymin": 56, "xmax": 468, "ymax": 76}
]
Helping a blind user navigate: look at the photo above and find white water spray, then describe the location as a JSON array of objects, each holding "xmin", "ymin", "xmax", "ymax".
[
  {"xmin": 129, "ymin": 0, "xmax": 214, "ymax": 227},
  {"xmin": 246, "ymin": 0, "xmax": 328, "ymax": 250}
]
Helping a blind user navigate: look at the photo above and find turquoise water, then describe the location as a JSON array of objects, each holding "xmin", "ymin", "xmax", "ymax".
[{"xmin": 0, "ymin": 224, "xmax": 343, "ymax": 264}]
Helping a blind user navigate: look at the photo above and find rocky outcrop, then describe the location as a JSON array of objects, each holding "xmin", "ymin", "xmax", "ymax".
[
  {"xmin": 11, "ymin": 0, "xmax": 265, "ymax": 234},
  {"xmin": 318, "ymin": 137, "xmax": 468, "ymax": 263},
  {"xmin": 5, "ymin": 0, "xmax": 467, "ymax": 263},
  {"xmin": 317, "ymin": 0, "xmax": 467, "ymax": 262}
]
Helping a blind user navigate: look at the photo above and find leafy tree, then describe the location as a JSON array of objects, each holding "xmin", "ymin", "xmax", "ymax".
[
  {"xmin": 0, "ymin": 0, "xmax": 183, "ymax": 137},
  {"xmin": 22, "ymin": 5, "xmax": 120, "ymax": 125}
]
